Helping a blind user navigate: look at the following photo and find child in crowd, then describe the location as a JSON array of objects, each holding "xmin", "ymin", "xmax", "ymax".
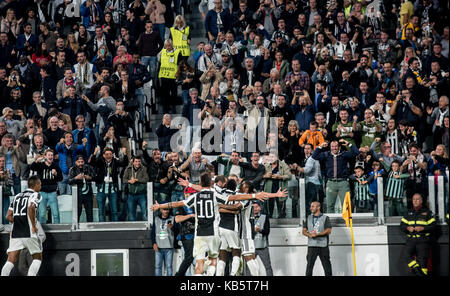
[
  {"xmin": 381, "ymin": 159, "xmax": 410, "ymax": 216},
  {"xmin": 367, "ymin": 160, "xmax": 385, "ymax": 214},
  {"xmin": 349, "ymin": 166, "xmax": 374, "ymax": 213}
]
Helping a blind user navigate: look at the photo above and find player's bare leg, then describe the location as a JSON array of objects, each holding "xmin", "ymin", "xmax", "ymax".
[
  {"xmin": 194, "ymin": 259, "xmax": 205, "ymax": 275},
  {"xmin": 1, "ymin": 250, "xmax": 20, "ymax": 276}
]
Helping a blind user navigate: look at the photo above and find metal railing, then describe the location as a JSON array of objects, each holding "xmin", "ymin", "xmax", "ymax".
[{"xmin": 1, "ymin": 174, "xmax": 447, "ymax": 231}]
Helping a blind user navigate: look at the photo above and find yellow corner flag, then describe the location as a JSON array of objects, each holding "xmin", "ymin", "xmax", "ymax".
[
  {"xmin": 342, "ymin": 191, "xmax": 357, "ymax": 276},
  {"xmin": 342, "ymin": 192, "xmax": 352, "ymax": 228}
]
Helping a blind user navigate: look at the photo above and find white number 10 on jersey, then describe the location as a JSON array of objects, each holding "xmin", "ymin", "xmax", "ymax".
[{"xmin": 197, "ymin": 200, "xmax": 214, "ymax": 218}]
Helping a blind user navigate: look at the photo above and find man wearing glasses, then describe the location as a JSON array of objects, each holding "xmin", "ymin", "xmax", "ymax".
[{"xmin": 370, "ymin": 138, "xmax": 404, "ymax": 168}]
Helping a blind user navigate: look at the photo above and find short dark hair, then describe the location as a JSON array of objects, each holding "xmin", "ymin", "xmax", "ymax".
[
  {"xmin": 226, "ymin": 179, "xmax": 237, "ymax": 191},
  {"xmin": 215, "ymin": 175, "xmax": 227, "ymax": 184},
  {"xmin": 408, "ymin": 57, "xmax": 418, "ymax": 66},
  {"xmin": 200, "ymin": 172, "xmax": 212, "ymax": 187},
  {"xmin": 28, "ymin": 175, "xmax": 41, "ymax": 189},
  {"xmin": 103, "ymin": 147, "xmax": 114, "ymax": 154}
]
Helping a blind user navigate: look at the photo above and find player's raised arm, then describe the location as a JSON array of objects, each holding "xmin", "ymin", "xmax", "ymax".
[
  {"xmin": 150, "ymin": 200, "xmax": 185, "ymax": 212},
  {"xmin": 178, "ymin": 178, "xmax": 202, "ymax": 192},
  {"xmin": 228, "ymin": 188, "xmax": 288, "ymax": 202}
]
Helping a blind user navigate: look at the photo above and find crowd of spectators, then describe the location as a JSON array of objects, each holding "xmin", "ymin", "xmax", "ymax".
[{"xmin": 0, "ymin": 0, "xmax": 449, "ymax": 226}]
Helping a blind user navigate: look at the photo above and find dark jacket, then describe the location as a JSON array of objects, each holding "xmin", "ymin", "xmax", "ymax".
[
  {"xmin": 205, "ymin": 8, "xmax": 232, "ymax": 38},
  {"xmin": 311, "ymin": 144, "xmax": 360, "ymax": 179},
  {"xmin": 155, "ymin": 123, "xmax": 177, "ymax": 152},
  {"xmin": 57, "ymin": 95, "xmax": 88, "ymax": 124},
  {"xmin": 142, "ymin": 150, "xmax": 169, "ymax": 183},
  {"xmin": 41, "ymin": 76, "xmax": 58, "ymax": 103},
  {"xmin": 400, "ymin": 207, "xmax": 436, "ymax": 241},
  {"xmin": 68, "ymin": 163, "xmax": 96, "ymax": 193},
  {"xmin": 182, "ymin": 99, "xmax": 205, "ymax": 125},
  {"xmin": 29, "ymin": 161, "xmax": 63, "ymax": 193},
  {"xmin": 127, "ymin": 63, "xmax": 151, "ymax": 89},
  {"xmin": 89, "ymin": 154, "xmax": 129, "ymax": 190},
  {"xmin": 239, "ymin": 162, "xmax": 265, "ymax": 191}
]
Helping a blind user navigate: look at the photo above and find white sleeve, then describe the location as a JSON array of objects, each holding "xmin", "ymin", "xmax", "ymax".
[
  {"xmin": 183, "ymin": 193, "xmax": 196, "ymax": 208},
  {"xmin": 29, "ymin": 192, "xmax": 42, "ymax": 207},
  {"xmin": 215, "ymin": 191, "xmax": 229, "ymax": 204}
]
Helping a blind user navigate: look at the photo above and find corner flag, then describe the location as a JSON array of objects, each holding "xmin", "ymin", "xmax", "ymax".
[
  {"xmin": 342, "ymin": 191, "xmax": 357, "ymax": 276},
  {"xmin": 342, "ymin": 192, "xmax": 352, "ymax": 228}
]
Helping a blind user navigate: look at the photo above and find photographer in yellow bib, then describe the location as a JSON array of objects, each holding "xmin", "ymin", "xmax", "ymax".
[
  {"xmin": 158, "ymin": 39, "xmax": 181, "ymax": 113},
  {"xmin": 169, "ymin": 15, "xmax": 191, "ymax": 63}
]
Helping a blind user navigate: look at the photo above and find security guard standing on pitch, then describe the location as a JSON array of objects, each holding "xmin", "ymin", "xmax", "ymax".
[
  {"xmin": 400, "ymin": 193, "xmax": 436, "ymax": 276},
  {"xmin": 158, "ymin": 39, "xmax": 181, "ymax": 114}
]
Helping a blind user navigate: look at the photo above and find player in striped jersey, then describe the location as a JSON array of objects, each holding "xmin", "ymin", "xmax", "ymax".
[
  {"xmin": 381, "ymin": 160, "xmax": 410, "ymax": 216},
  {"xmin": 238, "ymin": 181, "xmax": 268, "ymax": 276},
  {"xmin": 153, "ymin": 173, "xmax": 287, "ymax": 276},
  {"xmin": 1, "ymin": 176, "xmax": 43, "ymax": 276},
  {"xmin": 216, "ymin": 177, "xmax": 242, "ymax": 276},
  {"xmin": 349, "ymin": 166, "xmax": 374, "ymax": 213}
]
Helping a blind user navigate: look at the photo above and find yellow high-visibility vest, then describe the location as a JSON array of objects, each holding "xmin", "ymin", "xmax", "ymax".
[
  {"xmin": 158, "ymin": 48, "xmax": 179, "ymax": 79},
  {"xmin": 170, "ymin": 26, "xmax": 191, "ymax": 57}
]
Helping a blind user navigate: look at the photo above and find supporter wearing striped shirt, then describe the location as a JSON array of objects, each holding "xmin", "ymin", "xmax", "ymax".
[
  {"xmin": 381, "ymin": 159, "xmax": 410, "ymax": 216},
  {"xmin": 349, "ymin": 166, "xmax": 373, "ymax": 213}
]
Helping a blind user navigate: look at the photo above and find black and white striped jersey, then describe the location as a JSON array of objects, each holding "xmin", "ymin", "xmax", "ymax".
[
  {"xmin": 219, "ymin": 189, "xmax": 240, "ymax": 232},
  {"xmin": 183, "ymin": 188, "xmax": 229, "ymax": 236},
  {"xmin": 8, "ymin": 189, "xmax": 41, "ymax": 238},
  {"xmin": 239, "ymin": 199, "xmax": 256, "ymax": 240},
  {"xmin": 386, "ymin": 129, "xmax": 400, "ymax": 155}
]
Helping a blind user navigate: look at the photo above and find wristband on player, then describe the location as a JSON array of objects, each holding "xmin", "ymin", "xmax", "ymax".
[{"xmin": 252, "ymin": 193, "xmax": 256, "ymax": 199}]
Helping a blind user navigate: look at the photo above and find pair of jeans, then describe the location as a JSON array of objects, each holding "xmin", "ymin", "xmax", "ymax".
[
  {"xmin": 38, "ymin": 191, "xmax": 60, "ymax": 224},
  {"xmin": 12, "ymin": 174, "xmax": 21, "ymax": 195},
  {"xmin": 267, "ymin": 197, "xmax": 286, "ymax": 218},
  {"xmin": 135, "ymin": 87, "xmax": 146, "ymax": 122},
  {"xmin": 305, "ymin": 182, "xmax": 321, "ymax": 216},
  {"xmin": 78, "ymin": 192, "xmax": 94, "ymax": 222},
  {"xmin": 325, "ymin": 180, "xmax": 349, "ymax": 213},
  {"xmin": 155, "ymin": 248, "xmax": 174, "ymax": 276},
  {"xmin": 97, "ymin": 191, "xmax": 119, "ymax": 222},
  {"xmin": 181, "ymin": 89, "xmax": 190, "ymax": 106},
  {"xmin": 153, "ymin": 183, "xmax": 169, "ymax": 203},
  {"xmin": 155, "ymin": 23, "xmax": 166, "ymax": 41},
  {"xmin": 58, "ymin": 173, "xmax": 71, "ymax": 195},
  {"xmin": 173, "ymin": 0, "xmax": 189, "ymax": 15},
  {"xmin": 127, "ymin": 193, "xmax": 147, "ymax": 221},
  {"xmin": 141, "ymin": 56, "xmax": 157, "ymax": 79}
]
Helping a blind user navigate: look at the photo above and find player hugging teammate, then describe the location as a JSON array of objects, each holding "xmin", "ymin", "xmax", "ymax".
[{"xmin": 152, "ymin": 173, "xmax": 286, "ymax": 276}]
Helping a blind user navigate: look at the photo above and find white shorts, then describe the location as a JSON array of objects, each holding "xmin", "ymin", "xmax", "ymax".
[
  {"xmin": 219, "ymin": 227, "xmax": 240, "ymax": 251},
  {"xmin": 7, "ymin": 237, "xmax": 42, "ymax": 255},
  {"xmin": 240, "ymin": 238, "xmax": 255, "ymax": 256},
  {"xmin": 193, "ymin": 236, "xmax": 221, "ymax": 260}
]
